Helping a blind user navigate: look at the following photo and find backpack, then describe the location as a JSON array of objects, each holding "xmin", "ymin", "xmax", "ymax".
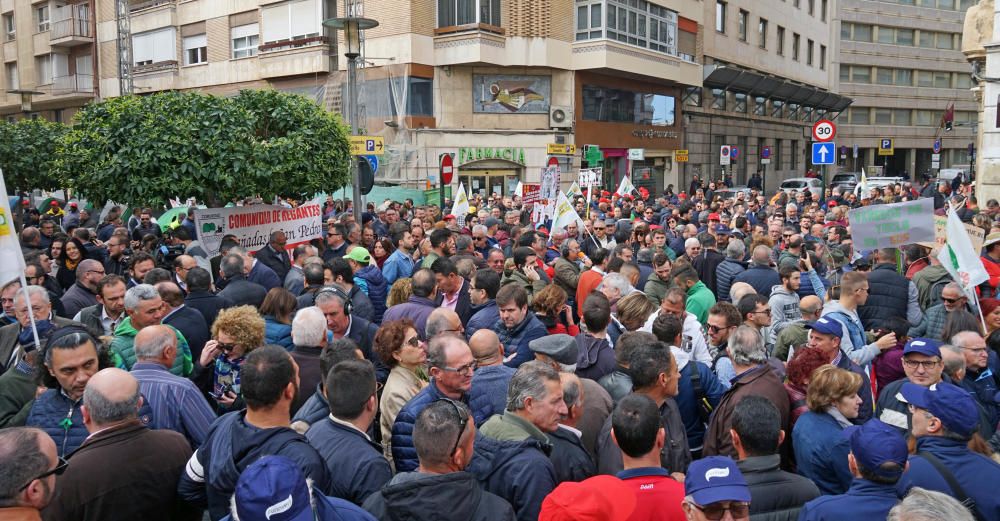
[
  {"xmin": 689, "ymin": 363, "xmax": 713, "ymax": 425},
  {"xmin": 926, "ymin": 277, "xmax": 950, "ymax": 309}
]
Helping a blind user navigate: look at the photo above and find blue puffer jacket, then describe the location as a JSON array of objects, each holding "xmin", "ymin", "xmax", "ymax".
[
  {"xmin": 715, "ymin": 258, "xmax": 747, "ymax": 302},
  {"xmin": 792, "ymin": 411, "xmax": 853, "ymax": 495},
  {"xmin": 391, "ymin": 381, "xmax": 470, "ymax": 473},
  {"xmin": 465, "ymin": 300, "xmax": 499, "ymax": 340},
  {"xmin": 467, "ymin": 433, "xmax": 557, "ymax": 521},
  {"xmin": 26, "ymin": 389, "xmax": 87, "ymax": 457},
  {"xmin": 264, "ymin": 316, "xmax": 293, "ymax": 350},
  {"xmin": 493, "ymin": 312, "xmax": 548, "ymax": 368},
  {"xmin": 896, "ymin": 436, "xmax": 1000, "ymax": 520},
  {"xmin": 355, "ymin": 265, "xmax": 388, "ymax": 324}
]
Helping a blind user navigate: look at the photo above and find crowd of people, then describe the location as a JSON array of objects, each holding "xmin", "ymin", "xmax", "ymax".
[{"xmin": 2, "ymin": 173, "xmax": 1000, "ymax": 521}]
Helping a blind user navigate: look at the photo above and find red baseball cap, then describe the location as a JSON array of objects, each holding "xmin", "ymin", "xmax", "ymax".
[
  {"xmin": 828, "ymin": 201, "xmax": 838, "ymax": 207},
  {"xmin": 708, "ymin": 213, "xmax": 721, "ymax": 221},
  {"xmin": 540, "ymin": 475, "xmax": 636, "ymax": 521},
  {"xmin": 50, "ymin": 201, "xmax": 59, "ymax": 207},
  {"xmin": 444, "ymin": 214, "xmax": 456, "ymax": 220}
]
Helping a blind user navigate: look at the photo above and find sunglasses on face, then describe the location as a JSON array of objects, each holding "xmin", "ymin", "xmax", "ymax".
[
  {"xmin": 692, "ymin": 502, "xmax": 751, "ymax": 521},
  {"xmin": 405, "ymin": 336, "xmax": 421, "ymax": 348},
  {"xmin": 217, "ymin": 342, "xmax": 237, "ymax": 353}
]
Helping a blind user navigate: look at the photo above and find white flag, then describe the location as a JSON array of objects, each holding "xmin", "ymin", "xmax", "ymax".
[
  {"xmin": 551, "ymin": 191, "xmax": 585, "ymax": 233},
  {"xmin": 859, "ymin": 168, "xmax": 870, "ymax": 200},
  {"xmin": 938, "ymin": 206, "xmax": 988, "ymax": 301},
  {"xmin": 566, "ymin": 181, "xmax": 583, "ymax": 198},
  {"xmin": 451, "ymin": 182, "xmax": 470, "ymax": 227},
  {"xmin": 514, "ymin": 181, "xmax": 524, "ymax": 198},
  {"xmin": 615, "ymin": 174, "xmax": 636, "ymax": 196},
  {"xmin": 0, "ymin": 170, "xmax": 26, "ymax": 287}
]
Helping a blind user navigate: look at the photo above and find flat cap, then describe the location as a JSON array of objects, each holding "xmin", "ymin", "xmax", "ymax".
[{"xmin": 529, "ymin": 334, "xmax": 578, "ymax": 366}]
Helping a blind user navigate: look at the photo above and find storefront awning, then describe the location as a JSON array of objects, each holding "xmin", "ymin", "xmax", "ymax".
[{"xmin": 703, "ymin": 64, "xmax": 852, "ymax": 112}]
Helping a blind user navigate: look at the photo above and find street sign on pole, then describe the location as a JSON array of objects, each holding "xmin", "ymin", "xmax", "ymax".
[
  {"xmin": 761, "ymin": 146, "xmax": 771, "ymax": 159},
  {"xmin": 731, "ymin": 147, "xmax": 740, "ymax": 160},
  {"xmin": 349, "ymin": 135, "xmax": 385, "ymax": 155},
  {"xmin": 546, "ymin": 143, "xmax": 577, "ymax": 155},
  {"xmin": 720, "ymin": 145, "xmax": 731, "ymax": 165},
  {"xmin": 933, "ymin": 139, "xmax": 942, "ymax": 154},
  {"xmin": 812, "ymin": 120, "xmax": 836, "ymax": 142},
  {"xmin": 363, "ymin": 155, "xmax": 379, "ymax": 176},
  {"xmin": 440, "ymin": 154, "xmax": 454, "ymax": 185},
  {"xmin": 878, "ymin": 138, "xmax": 894, "ymax": 156},
  {"xmin": 811, "ymin": 142, "xmax": 835, "ymax": 165},
  {"xmin": 675, "ymin": 150, "xmax": 689, "ymax": 162}
]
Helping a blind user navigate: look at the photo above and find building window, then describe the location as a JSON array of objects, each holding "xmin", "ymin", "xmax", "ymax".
[
  {"xmin": 439, "ymin": 0, "xmax": 501, "ymax": 27},
  {"xmin": 262, "ymin": 0, "xmax": 320, "ymax": 45},
  {"xmin": 791, "ymin": 139, "xmax": 798, "ymax": 169},
  {"xmin": 754, "ymin": 96, "xmax": 766, "ymax": 115},
  {"xmin": 183, "ymin": 34, "xmax": 207, "ymax": 65},
  {"xmin": 2, "ymin": 12, "xmax": 13, "ymax": 41},
  {"xmin": 577, "ymin": 0, "xmax": 679, "ymax": 56},
  {"xmin": 874, "ymin": 109, "xmax": 892, "ymax": 125},
  {"xmin": 895, "ymin": 68, "xmax": 912, "ymax": 86},
  {"xmin": 758, "ymin": 18, "xmax": 767, "ymax": 48},
  {"xmin": 934, "ymin": 71, "xmax": 950, "ymax": 88},
  {"xmin": 716, "ymin": 0, "xmax": 726, "ymax": 33},
  {"xmin": 231, "ymin": 23, "xmax": 259, "ymax": 58},
  {"xmin": 4, "ymin": 62, "xmax": 17, "ymax": 90},
  {"xmin": 896, "ymin": 28, "xmax": 914, "ymax": 46},
  {"xmin": 711, "ymin": 88, "xmax": 726, "ymax": 110},
  {"xmin": 582, "ymin": 85, "xmax": 676, "ymax": 125},
  {"xmin": 776, "ymin": 25, "xmax": 785, "ymax": 55},
  {"xmin": 792, "ymin": 33, "xmax": 800, "ymax": 60},
  {"xmin": 819, "ymin": 44, "xmax": 826, "ymax": 69},
  {"xmin": 876, "ymin": 67, "xmax": 893, "ymax": 85},
  {"xmin": 737, "ymin": 9, "xmax": 748, "ymax": 41},
  {"xmin": 894, "ymin": 109, "xmax": 911, "ymax": 125},
  {"xmin": 840, "ymin": 65, "xmax": 849, "ymax": 83},
  {"xmin": 788, "ymin": 103, "xmax": 799, "ymax": 119},
  {"xmin": 575, "ymin": 2, "xmax": 602, "ymax": 40},
  {"xmin": 956, "ymin": 72, "xmax": 972, "ymax": 89},
  {"xmin": 36, "ymin": 54, "xmax": 67, "ymax": 85},
  {"xmin": 682, "ymin": 87, "xmax": 702, "ymax": 107},
  {"xmin": 852, "ymin": 66, "xmax": 871, "ymax": 83},
  {"xmin": 849, "ymin": 107, "xmax": 869, "ymax": 125},
  {"xmin": 132, "ymin": 27, "xmax": 177, "ymax": 66},
  {"xmin": 733, "ymin": 93, "xmax": 747, "ymax": 113},
  {"xmin": 844, "ymin": 23, "xmax": 873, "ymax": 42},
  {"xmin": 771, "ymin": 100, "xmax": 784, "ymax": 118},
  {"xmin": 821, "ymin": 0, "xmax": 827, "ymax": 21},
  {"xmin": 35, "ymin": 3, "xmax": 49, "ymax": 32},
  {"xmin": 806, "ymin": 39, "xmax": 813, "ymax": 65},
  {"xmin": 808, "ymin": 0, "xmax": 815, "ymax": 15}
]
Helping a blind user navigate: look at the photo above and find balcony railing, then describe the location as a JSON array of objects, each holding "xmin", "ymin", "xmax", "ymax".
[
  {"xmin": 52, "ymin": 74, "xmax": 94, "ymax": 94},
  {"xmin": 129, "ymin": 0, "xmax": 175, "ymax": 12},
  {"xmin": 51, "ymin": 16, "xmax": 92, "ymax": 40}
]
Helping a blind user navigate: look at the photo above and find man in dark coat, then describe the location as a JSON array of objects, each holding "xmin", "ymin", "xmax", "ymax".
[
  {"xmin": 432, "ymin": 257, "xmax": 474, "ymax": 326},
  {"xmin": 41, "ymin": 368, "xmax": 198, "ymax": 521},
  {"xmin": 253, "ymin": 231, "xmax": 292, "ymax": 283},
  {"xmin": 315, "ymin": 288, "xmax": 388, "ymax": 383},
  {"xmin": 733, "ymin": 246, "xmax": 781, "ymax": 298},
  {"xmin": 857, "ymin": 247, "xmax": 921, "ymax": 330},
  {"xmin": 363, "ymin": 401, "xmax": 516, "ymax": 521},
  {"xmin": 182, "ymin": 268, "xmax": 233, "ymax": 329},
  {"xmin": 156, "ymin": 281, "xmax": 210, "ymax": 361},
  {"xmin": 307, "ymin": 360, "xmax": 392, "ymax": 506},
  {"xmin": 60, "ymin": 260, "xmax": 103, "ymax": 319},
  {"xmin": 548, "ymin": 373, "xmax": 596, "ymax": 483},
  {"xmin": 216, "ymin": 254, "xmax": 267, "ymax": 309},
  {"xmin": 692, "ymin": 233, "xmax": 725, "ymax": 297},
  {"xmin": 0, "ymin": 287, "xmax": 79, "ymax": 374},
  {"xmin": 732, "ymin": 396, "xmax": 819, "ymax": 520}
]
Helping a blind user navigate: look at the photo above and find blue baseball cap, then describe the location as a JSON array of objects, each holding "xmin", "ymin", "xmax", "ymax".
[
  {"xmin": 233, "ymin": 456, "xmax": 313, "ymax": 521},
  {"xmin": 714, "ymin": 224, "xmax": 732, "ymax": 235},
  {"xmin": 900, "ymin": 382, "xmax": 980, "ymax": 437},
  {"xmin": 843, "ymin": 419, "xmax": 908, "ymax": 479},
  {"xmin": 685, "ymin": 456, "xmax": 751, "ymax": 505},
  {"xmin": 903, "ymin": 338, "xmax": 942, "ymax": 358},
  {"xmin": 805, "ymin": 317, "xmax": 843, "ymax": 338}
]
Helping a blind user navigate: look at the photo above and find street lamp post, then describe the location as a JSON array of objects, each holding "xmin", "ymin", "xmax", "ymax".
[{"xmin": 323, "ymin": 16, "xmax": 379, "ymax": 222}]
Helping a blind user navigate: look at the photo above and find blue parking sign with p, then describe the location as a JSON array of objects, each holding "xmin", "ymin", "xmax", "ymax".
[{"xmin": 366, "ymin": 139, "xmax": 376, "ymax": 151}]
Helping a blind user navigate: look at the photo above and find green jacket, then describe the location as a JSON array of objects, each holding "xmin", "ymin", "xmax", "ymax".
[
  {"xmin": 773, "ymin": 320, "xmax": 809, "ymax": 363},
  {"xmin": 480, "ymin": 410, "xmax": 551, "ymax": 446},
  {"xmin": 500, "ymin": 269, "xmax": 548, "ymax": 304},
  {"xmin": 109, "ymin": 318, "xmax": 193, "ymax": 376},
  {"xmin": 912, "ymin": 264, "xmax": 951, "ymax": 311},
  {"xmin": 420, "ymin": 252, "xmax": 440, "ymax": 269},
  {"xmin": 685, "ymin": 281, "xmax": 716, "ymax": 326},
  {"xmin": 0, "ymin": 359, "xmax": 36, "ymax": 428},
  {"xmin": 644, "ymin": 271, "xmax": 671, "ymax": 306}
]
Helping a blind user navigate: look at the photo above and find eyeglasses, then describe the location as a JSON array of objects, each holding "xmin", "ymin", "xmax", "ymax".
[
  {"xmin": 439, "ymin": 360, "xmax": 477, "ymax": 376},
  {"xmin": 902, "ymin": 359, "xmax": 941, "ymax": 370},
  {"xmin": 437, "ymin": 398, "xmax": 469, "ymax": 457},
  {"xmin": 707, "ymin": 324, "xmax": 733, "ymax": 333},
  {"xmin": 404, "ymin": 336, "xmax": 421, "ymax": 348},
  {"xmin": 941, "ymin": 296, "xmax": 964, "ymax": 304},
  {"xmin": 217, "ymin": 342, "xmax": 237, "ymax": 353},
  {"xmin": 18, "ymin": 457, "xmax": 69, "ymax": 491},
  {"xmin": 751, "ymin": 308, "xmax": 771, "ymax": 315},
  {"xmin": 691, "ymin": 502, "xmax": 751, "ymax": 521}
]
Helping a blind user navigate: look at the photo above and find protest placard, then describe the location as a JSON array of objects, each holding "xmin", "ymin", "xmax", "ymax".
[
  {"xmin": 521, "ymin": 184, "xmax": 541, "ymax": 204},
  {"xmin": 194, "ymin": 203, "xmax": 323, "ymax": 257},
  {"xmin": 920, "ymin": 215, "xmax": 985, "ymax": 253},
  {"xmin": 848, "ymin": 199, "xmax": 935, "ymax": 250}
]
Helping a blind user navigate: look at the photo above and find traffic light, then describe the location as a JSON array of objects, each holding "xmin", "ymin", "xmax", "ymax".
[{"xmin": 358, "ymin": 158, "xmax": 374, "ymax": 195}]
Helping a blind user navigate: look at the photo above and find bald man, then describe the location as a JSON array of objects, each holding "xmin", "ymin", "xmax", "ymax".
[
  {"xmin": 0, "ymin": 428, "xmax": 58, "ymax": 518},
  {"xmin": 42, "ymin": 368, "xmax": 197, "ymax": 521},
  {"xmin": 61, "ymin": 259, "xmax": 104, "ymax": 318},
  {"xmin": 468, "ymin": 329, "xmax": 515, "ymax": 426},
  {"xmin": 773, "ymin": 295, "xmax": 824, "ymax": 362}
]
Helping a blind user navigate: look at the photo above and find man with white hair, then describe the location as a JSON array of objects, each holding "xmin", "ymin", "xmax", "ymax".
[
  {"xmin": 600, "ymin": 273, "xmax": 634, "ymax": 310},
  {"xmin": 682, "ymin": 237, "xmax": 702, "ymax": 264},
  {"xmin": 109, "ymin": 284, "xmax": 192, "ymax": 376},
  {"xmin": 131, "ymin": 325, "xmax": 216, "ymax": 448},
  {"xmin": 715, "ymin": 240, "xmax": 747, "ymax": 303},
  {"xmin": 0, "ymin": 285, "xmax": 78, "ymax": 373},
  {"xmin": 290, "ymin": 306, "xmax": 329, "ymax": 415}
]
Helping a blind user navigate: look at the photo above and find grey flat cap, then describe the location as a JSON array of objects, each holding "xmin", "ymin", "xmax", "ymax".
[{"xmin": 528, "ymin": 334, "xmax": 578, "ymax": 365}]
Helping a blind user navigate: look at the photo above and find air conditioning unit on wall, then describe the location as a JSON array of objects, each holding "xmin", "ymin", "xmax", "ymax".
[{"xmin": 549, "ymin": 106, "xmax": 573, "ymax": 129}]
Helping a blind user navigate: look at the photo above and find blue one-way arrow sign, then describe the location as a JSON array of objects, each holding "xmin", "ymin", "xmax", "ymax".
[{"xmin": 811, "ymin": 142, "xmax": 835, "ymax": 165}]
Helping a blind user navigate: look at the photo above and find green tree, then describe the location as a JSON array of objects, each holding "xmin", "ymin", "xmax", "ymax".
[
  {"xmin": 0, "ymin": 118, "xmax": 69, "ymax": 192},
  {"xmin": 56, "ymin": 90, "xmax": 351, "ymax": 207}
]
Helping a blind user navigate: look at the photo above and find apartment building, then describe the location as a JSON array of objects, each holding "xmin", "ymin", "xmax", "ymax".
[
  {"xmin": 837, "ymin": 0, "xmax": 977, "ymax": 178},
  {"xmin": 682, "ymin": 0, "xmax": 850, "ymax": 190},
  {"xmin": 1, "ymin": 0, "xmax": 97, "ymax": 121}
]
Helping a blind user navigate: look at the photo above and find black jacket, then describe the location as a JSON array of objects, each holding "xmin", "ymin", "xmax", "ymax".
[
  {"xmin": 306, "ymin": 417, "xmax": 392, "ymax": 506},
  {"xmin": 217, "ymin": 277, "xmax": 267, "ymax": 309},
  {"xmin": 163, "ymin": 306, "xmax": 210, "ymax": 362},
  {"xmin": 253, "ymin": 245, "xmax": 291, "ymax": 283},
  {"xmin": 737, "ymin": 454, "xmax": 820, "ymax": 521},
  {"xmin": 435, "ymin": 279, "xmax": 474, "ymax": 326},
  {"xmin": 347, "ymin": 315, "xmax": 389, "ymax": 383},
  {"xmin": 693, "ymin": 249, "xmax": 726, "ymax": 297},
  {"xmin": 362, "ymin": 471, "xmax": 515, "ymax": 521},
  {"xmin": 857, "ymin": 263, "xmax": 910, "ymax": 330},
  {"xmin": 596, "ymin": 396, "xmax": 690, "ymax": 475},
  {"xmin": 548, "ymin": 426, "xmax": 596, "ymax": 484},
  {"xmin": 184, "ymin": 291, "xmax": 233, "ymax": 330}
]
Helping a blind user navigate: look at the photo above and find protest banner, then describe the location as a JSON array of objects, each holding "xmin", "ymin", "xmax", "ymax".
[
  {"xmin": 194, "ymin": 203, "xmax": 323, "ymax": 257},
  {"xmin": 920, "ymin": 215, "xmax": 984, "ymax": 253},
  {"xmin": 848, "ymin": 199, "xmax": 935, "ymax": 250},
  {"xmin": 521, "ymin": 184, "xmax": 541, "ymax": 204},
  {"xmin": 540, "ymin": 166, "xmax": 560, "ymax": 221}
]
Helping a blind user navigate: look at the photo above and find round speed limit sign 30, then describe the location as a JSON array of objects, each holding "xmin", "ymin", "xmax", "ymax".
[{"xmin": 812, "ymin": 120, "xmax": 836, "ymax": 142}]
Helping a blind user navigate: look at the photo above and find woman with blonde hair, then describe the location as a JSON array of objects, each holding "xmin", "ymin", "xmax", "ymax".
[
  {"xmin": 386, "ymin": 278, "xmax": 413, "ymax": 308},
  {"xmin": 199, "ymin": 305, "xmax": 266, "ymax": 412},
  {"xmin": 792, "ymin": 364, "xmax": 863, "ymax": 495},
  {"xmin": 374, "ymin": 319, "xmax": 428, "ymax": 464},
  {"xmin": 615, "ymin": 292, "xmax": 657, "ymax": 332}
]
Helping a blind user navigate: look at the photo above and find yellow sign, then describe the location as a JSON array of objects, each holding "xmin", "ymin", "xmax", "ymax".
[
  {"xmin": 547, "ymin": 144, "xmax": 577, "ymax": 155},
  {"xmin": 878, "ymin": 138, "xmax": 894, "ymax": 156},
  {"xmin": 349, "ymin": 136, "xmax": 385, "ymax": 156},
  {"xmin": 675, "ymin": 149, "xmax": 689, "ymax": 162}
]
